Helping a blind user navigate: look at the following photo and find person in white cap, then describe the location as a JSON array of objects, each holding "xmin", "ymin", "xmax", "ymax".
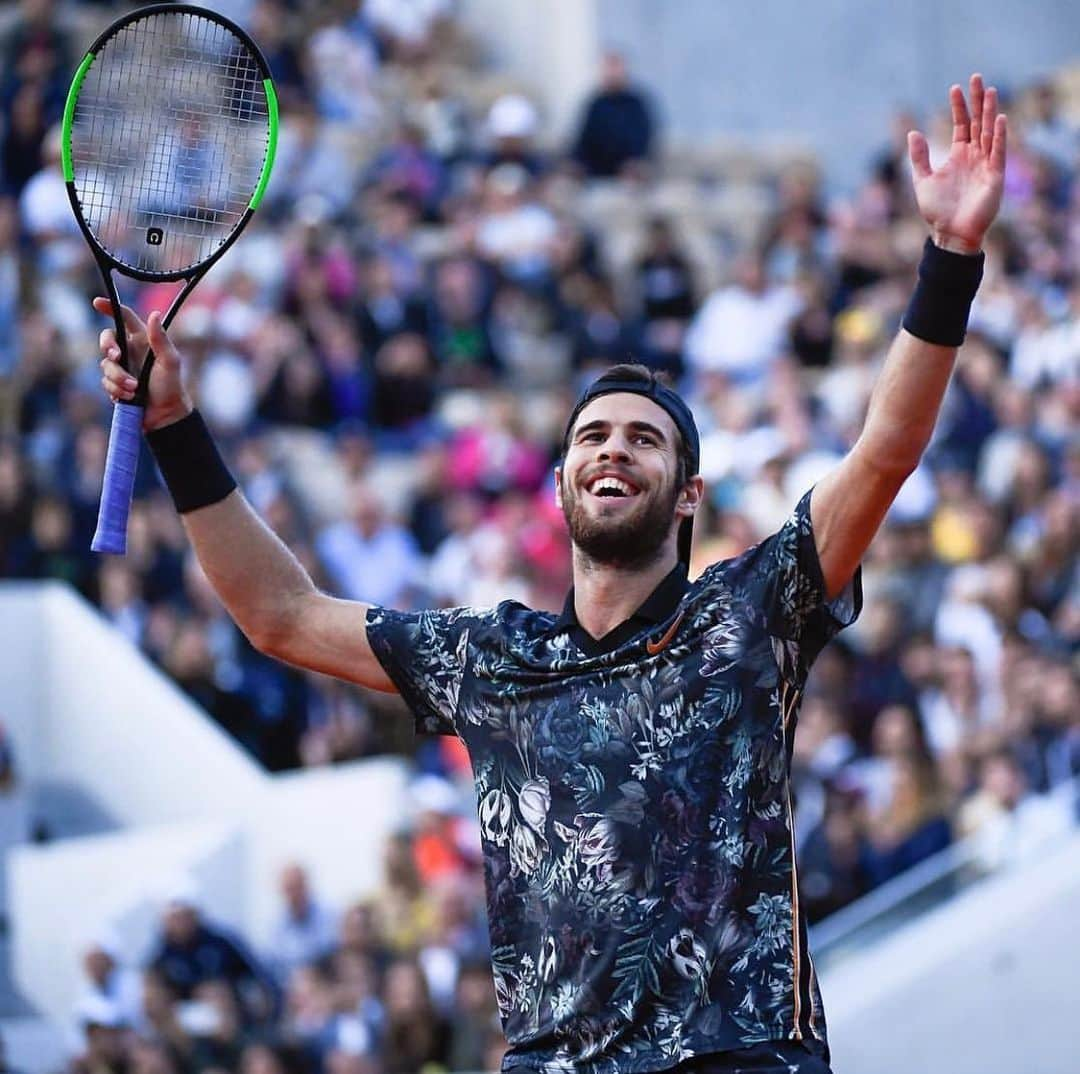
[{"xmin": 484, "ymin": 94, "xmax": 545, "ymax": 178}]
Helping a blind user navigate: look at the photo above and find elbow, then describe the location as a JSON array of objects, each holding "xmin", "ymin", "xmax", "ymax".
[
  {"xmin": 853, "ymin": 436, "xmax": 921, "ymax": 485},
  {"xmin": 243, "ymin": 601, "xmax": 299, "ymax": 663}
]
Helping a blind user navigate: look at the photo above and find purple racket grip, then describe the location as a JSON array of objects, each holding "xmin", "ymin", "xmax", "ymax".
[{"xmin": 91, "ymin": 401, "xmax": 143, "ymax": 554}]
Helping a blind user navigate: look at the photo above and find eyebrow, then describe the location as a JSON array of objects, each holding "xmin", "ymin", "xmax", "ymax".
[{"xmin": 573, "ymin": 419, "xmax": 669, "ymax": 443}]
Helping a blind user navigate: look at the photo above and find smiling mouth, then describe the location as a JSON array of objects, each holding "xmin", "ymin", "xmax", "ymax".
[{"xmin": 586, "ymin": 476, "xmax": 641, "ymax": 499}]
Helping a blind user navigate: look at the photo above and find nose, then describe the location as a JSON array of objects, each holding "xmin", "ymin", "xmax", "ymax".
[{"xmin": 597, "ymin": 431, "xmax": 632, "ymax": 462}]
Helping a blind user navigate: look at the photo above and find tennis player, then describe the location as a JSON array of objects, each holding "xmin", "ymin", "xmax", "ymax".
[{"xmin": 98, "ymin": 76, "xmax": 1005, "ymax": 1074}]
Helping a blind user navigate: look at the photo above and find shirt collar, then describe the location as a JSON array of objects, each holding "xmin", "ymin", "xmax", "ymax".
[{"xmin": 553, "ymin": 562, "xmax": 690, "ymax": 635}]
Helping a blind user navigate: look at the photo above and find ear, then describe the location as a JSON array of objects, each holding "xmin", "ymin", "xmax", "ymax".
[
  {"xmin": 676, "ymin": 475, "xmax": 705, "ymax": 520},
  {"xmin": 553, "ymin": 466, "xmax": 563, "ymax": 509}
]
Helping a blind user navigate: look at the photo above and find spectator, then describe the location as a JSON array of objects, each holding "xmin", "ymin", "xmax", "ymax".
[
  {"xmin": 862, "ymin": 750, "xmax": 952, "ymax": 886},
  {"xmin": 380, "ymin": 958, "xmax": 451, "ymax": 1074},
  {"xmin": 74, "ymin": 933, "xmax": 142, "ymax": 1032},
  {"xmin": 373, "ymin": 833, "xmax": 437, "ymax": 956},
  {"xmin": 633, "ymin": 217, "xmax": 698, "ymax": 378},
  {"xmin": 571, "ymin": 50, "xmax": 655, "ymax": 179},
  {"xmin": 354, "ymin": 254, "xmax": 428, "ymax": 356},
  {"xmin": 366, "ymin": 0, "xmax": 453, "ymax": 64},
  {"xmin": 267, "ymin": 863, "xmax": 339, "ymax": 985},
  {"xmin": 483, "ymin": 94, "xmax": 546, "ymax": 178},
  {"xmin": 446, "ymin": 959, "xmax": 500, "ymax": 1072},
  {"xmin": 474, "ymin": 164, "xmax": 559, "ymax": 287},
  {"xmin": 147, "ymin": 881, "xmax": 279, "ymax": 1026},
  {"xmin": 799, "ymin": 787, "xmax": 873, "ymax": 924},
  {"xmin": 316, "ymin": 480, "xmax": 424, "ymax": 608},
  {"xmin": 958, "ymin": 748, "xmax": 1073, "ymax": 869},
  {"xmin": 684, "ymin": 249, "xmax": 803, "ymax": 387},
  {"xmin": 428, "ymin": 255, "xmax": 500, "ymax": 386}
]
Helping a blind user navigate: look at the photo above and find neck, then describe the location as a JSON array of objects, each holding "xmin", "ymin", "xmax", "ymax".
[{"xmin": 571, "ymin": 545, "xmax": 679, "ymax": 640}]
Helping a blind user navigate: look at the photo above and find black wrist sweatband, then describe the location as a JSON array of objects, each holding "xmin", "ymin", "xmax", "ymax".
[
  {"xmin": 146, "ymin": 409, "xmax": 237, "ymax": 514},
  {"xmin": 902, "ymin": 237, "xmax": 985, "ymax": 347}
]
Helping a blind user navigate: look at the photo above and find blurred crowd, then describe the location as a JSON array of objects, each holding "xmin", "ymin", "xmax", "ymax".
[
  {"xmin": 71, "ymin": 816, "xmax": 502, "ymax": 1074},
  {"xmin": 0, "ymin": 0, "xmax": 1077, "ymax": 1067}
]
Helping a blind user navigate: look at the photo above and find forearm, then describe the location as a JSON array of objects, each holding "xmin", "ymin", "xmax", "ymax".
[
  {"xmin": 855, "ymin": 237, "xmax": 984, "ymax": 477},
  {"xmin": 854, "ymin": 328, "xmax": 957, "ymax": 478},
  {"xmin": 146, "ymin": 410, "xmax": 316, "ymax": 652},
  {"xmin": 180, "ymin": 489, "xmax": 316, "ymax": 652}
]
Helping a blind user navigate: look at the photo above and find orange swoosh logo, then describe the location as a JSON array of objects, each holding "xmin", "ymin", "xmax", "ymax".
[{"xmin": 646, "ymin": 611, "xmax": 685, "ymax": 656}]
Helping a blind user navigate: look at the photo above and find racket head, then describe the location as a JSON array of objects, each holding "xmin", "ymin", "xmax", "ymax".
[{"xmin": 61, "ymin": 3, "xmax": 278, "ymax": 283}]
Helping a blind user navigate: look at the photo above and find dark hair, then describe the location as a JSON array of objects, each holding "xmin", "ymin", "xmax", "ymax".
[{"xmin": 561, "ymin": 363, "xmax": 694, "ymax": 487}]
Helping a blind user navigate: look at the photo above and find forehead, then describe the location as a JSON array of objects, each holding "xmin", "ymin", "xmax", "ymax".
[{"xmin": 569, "ymin": 392, "xmax": 678, "ymax": 442}]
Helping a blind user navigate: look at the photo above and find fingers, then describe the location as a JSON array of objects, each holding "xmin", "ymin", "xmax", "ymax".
[
  {"xmin": 981, "ymin": 85, "xmax": 998, "ymax": 156},
  {"xmin": 99, "ymin": 356, "xmax": 138, "ymax": 402},
  {"xmin": 969, "ymin": 73, "xmax": 984, "ymax": 146},
  {"xmin": 146, "ymin": 310, "xmax": 181, "ymax": 370},
  {"xmin": 92, "ymin": 297, "xmax": 147, "ymax": 336},
  {"xmin": 908, "ymin": 130, "xmax": 932, "ymax": 179},
  {"xmin": 990, "ymin": 113, "xmax": 1008, "ymax": 172},
  {"xmin": 949, "ymin": 84, "xmax": 970, "ymax": 145}
]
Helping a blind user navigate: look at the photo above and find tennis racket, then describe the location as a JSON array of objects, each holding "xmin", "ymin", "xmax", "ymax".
[{"xmin": 62, "ymin": 3, "xmax": 278, "ymax": 554}]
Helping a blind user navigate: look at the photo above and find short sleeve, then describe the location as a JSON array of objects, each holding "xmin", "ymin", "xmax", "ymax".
[
  {"xmin": 365, "ymin": 605, "xmax": 478, "ymax": 736},
  {"xmin": 714, "ymin": 487, "xmax": 862, "ymax": 686}
]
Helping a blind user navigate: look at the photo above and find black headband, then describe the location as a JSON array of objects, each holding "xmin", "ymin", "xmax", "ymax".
[
  {"xmin": 563, "ymin": 377, "xmax": 700, "ymax": 476},
  {"xmin": 562, "ymin": 375, "xmax": 701, "ymax": 565}
]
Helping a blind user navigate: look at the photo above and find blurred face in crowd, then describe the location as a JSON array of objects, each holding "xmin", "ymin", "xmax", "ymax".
[
  {"xmin": 734, "ymin": 253, "xmax": 767, "ymax": 294},
  {"xmin": 239, "ymin": 1043, "xmax": 287, "ymax": 1074},
  {"xmin": 31, "ymin": 498, "xmax": 71, "ymax": 551},
  {"xmin": 163, "ymin": 902, "xmax": 200, "ymax": 946},
  {"xmin": 340, "ymin": 902, "xmax": 377, "ymax": 952},
  {"xmin": 348, "ymin": 483, "xmax": 385, "ymax": 539},
  {"xmin": 280, "ymin": 863, "xmax": 310, "ymax": 916},
  {"xmin": 83, "ymin": 946, "xmax": 114, "ymax": 987},
  {"xmin": 383, "ymin": 959, "xmax": 429, "ymax": 1015},
  {"xmin": 557, "ymin": 393, "xmax": 693, "ymax": 569},
  {"xmin": 600, "ymin": 51, "xmax": 629, "ymax": 92},
  {"xmin": 982, "ymin": 754, "xmax": 1025, "ymax": 809},
  {"xmin": 871, "ymin": 704, "xmax": 922, "ymax": 759}
]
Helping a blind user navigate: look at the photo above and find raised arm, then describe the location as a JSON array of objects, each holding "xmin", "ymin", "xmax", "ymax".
[
  {"xmin": 812, "ymin": 74, "xmax": 1007, "ymax": 597},
  {"xmin": 97, "ymin": 302, "xmax": 395, "ymax": 692}
]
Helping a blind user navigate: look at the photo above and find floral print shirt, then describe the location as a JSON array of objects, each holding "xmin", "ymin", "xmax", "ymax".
[{"xmin": 366, "ymin": 490, "xmax": 861, "ymax": 1074}]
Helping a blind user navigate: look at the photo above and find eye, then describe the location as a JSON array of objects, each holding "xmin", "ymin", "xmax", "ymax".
[{"xmin": 633, "ymin": 434, "xmax": 656, "ymax": 446}]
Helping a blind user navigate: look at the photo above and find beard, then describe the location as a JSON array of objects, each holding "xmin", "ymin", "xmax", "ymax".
[{"xmin": 562, "ymin": 475, "xmax": 680, "ymax": 569}]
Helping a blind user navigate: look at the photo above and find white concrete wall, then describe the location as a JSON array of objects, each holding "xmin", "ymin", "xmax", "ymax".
[
  {"xmin": 458, "ymin": 0, "xmax": 600, "ymax": 142},
  {"xmin": 0, "ymin": 583, "xmax": 411, "ymax": 1032},
  {"xmin": 35, "ymin": 584, "xmax": 265, "ymax": 823},
  {"xmin": 822, "ymin": 832, "xmax": 1080, "ymax": 1074}
]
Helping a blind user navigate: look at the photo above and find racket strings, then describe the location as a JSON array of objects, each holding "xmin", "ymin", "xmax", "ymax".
[{"xmin": 69, "ymin": 10, "xmax": 271, "ymax": 276}]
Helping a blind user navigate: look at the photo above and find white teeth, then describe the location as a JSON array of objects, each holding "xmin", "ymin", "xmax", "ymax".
[{"xmin": 590, "ymin": 477, "xmax": 635, "ymax": 496}]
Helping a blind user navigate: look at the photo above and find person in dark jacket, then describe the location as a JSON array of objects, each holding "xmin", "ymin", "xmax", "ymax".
[
  {"xmin": 571, "ymin": 51, "xmax": 655, "ymax": 179},
  {"xmin": 148, "ymin": 881, "xmax": 280, "ymax": 1026}
]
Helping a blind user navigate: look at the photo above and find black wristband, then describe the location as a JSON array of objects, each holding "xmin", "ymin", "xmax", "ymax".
[
  {"xmin": 146, "ymin": 409, "xmax": 237, "ymax": 514},
  {"xmin": 902, "ymin": 237, "xmax": 985, "ymax": 347}
]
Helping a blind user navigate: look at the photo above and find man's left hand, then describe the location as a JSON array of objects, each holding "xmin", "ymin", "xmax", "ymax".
[{"xmin": 908, "ymin": 73, "xmax": 1007, "ymax": 255}]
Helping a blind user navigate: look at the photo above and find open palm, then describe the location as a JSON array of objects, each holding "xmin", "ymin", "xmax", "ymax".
[{"xmin": 908, "ymin": 74, "xmax": 1007, "ymax": 254}]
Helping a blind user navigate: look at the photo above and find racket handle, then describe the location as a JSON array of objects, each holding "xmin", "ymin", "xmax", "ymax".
[{"xmin": 91, "ymin": 401, "xmax": 144, "ymax": 555}]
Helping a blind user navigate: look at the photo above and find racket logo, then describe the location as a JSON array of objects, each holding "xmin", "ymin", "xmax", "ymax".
[{"xmin": 146, "ymin": 227, "xmax": 163, "ymax": 246}]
